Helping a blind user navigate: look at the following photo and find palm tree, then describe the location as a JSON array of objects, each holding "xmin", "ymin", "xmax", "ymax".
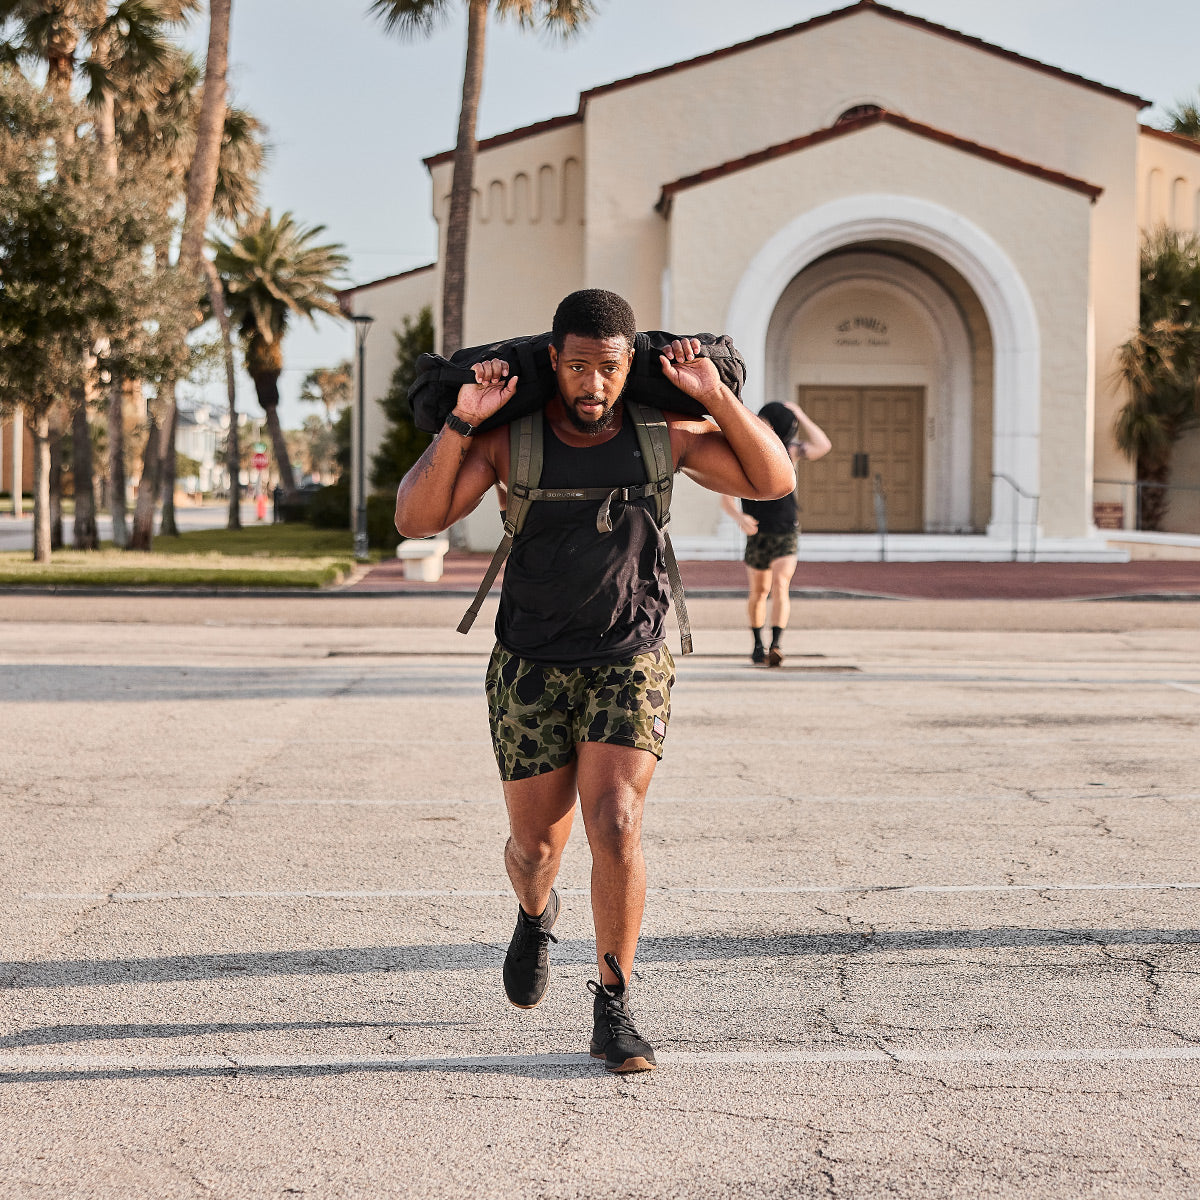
[
  {"xmin": 1165, "ymin": 92, "xmax": 1200, "ymax": 141},
  {"xmin": 300, "ymin": 362, "xmax": 353, "ymax": 426},
  {"xmin": 369, "ymin": 0, "xmax": 597, "ymax": 354},
  {"xmin": 1114, "ymin": 227, "xmax": 1200, "ymax": 530},
  {"xmin": 125, "ymin": 0, "xmax": 236, "ymax": 549},
  {"xmin": 115, "ymin": 45, "xmax": 265, "ymax": 534},
  {"xmin": 212, "ymin": 210, "xmax": 349, "ymax": 494}
]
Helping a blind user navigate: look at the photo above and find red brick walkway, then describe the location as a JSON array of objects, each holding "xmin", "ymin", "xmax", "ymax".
[{"xmin": 348, "ymin": 553, "xmax": 1200, "ymax": 601}]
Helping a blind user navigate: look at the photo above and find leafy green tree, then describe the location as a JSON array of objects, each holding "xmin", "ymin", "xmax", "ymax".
[
  {"xmin": 211, "ymin": 209, "xmax": 348, "ymax": 494},
  {"xmin": 0, "ymin": 67, "xmax": 189, "ymax": 560},
  {"xmin": 1114, "ymin": 227, "xmax": 1200, "ymax": 530},
  {"xmin": 0, "ymin": 0, "xmax": 184, "ymax": 548},
  {"xmin": 371, "ymin": 305, "xmax": 434, "ymax": 493},
  {"xmin": 368, "ymin": 0, "xmax": 597, "ymax": 353}
]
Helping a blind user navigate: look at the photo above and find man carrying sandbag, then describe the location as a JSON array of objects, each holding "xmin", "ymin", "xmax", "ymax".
[{"xmin": 395, "ymin": 289, "xmax": 795, "ymax": 1073}]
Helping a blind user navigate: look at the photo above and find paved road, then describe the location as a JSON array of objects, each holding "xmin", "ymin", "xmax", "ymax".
[
  {"xmin": 0, "ymin": 502, "xmax": 261, "ymax": 552},
  {"xmin": 2, "ymin": 596, "xmax": 1198, "ymax": 1199}
]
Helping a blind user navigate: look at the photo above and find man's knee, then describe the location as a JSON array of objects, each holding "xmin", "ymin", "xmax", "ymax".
[
  {"xmin": 586, "ymin": 791, "xmax": 644, "ymax": 860},
  {"xmin": 506, "ymin": 833, "xmax": 560, "ymax": 873}
]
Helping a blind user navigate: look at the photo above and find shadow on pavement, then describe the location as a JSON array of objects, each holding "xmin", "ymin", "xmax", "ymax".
[
  {"xmin": 4, "ymin": 927, "xmax": 1198, "ymax": 990},
  {"xmin": 0, "ymin": 664, "xmax": 480, "ymax": 703}
]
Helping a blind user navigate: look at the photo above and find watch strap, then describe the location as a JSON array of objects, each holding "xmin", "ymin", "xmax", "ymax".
[{"xmin": 444, "ymin": 411, "xmax": 477, "ymax": 438}]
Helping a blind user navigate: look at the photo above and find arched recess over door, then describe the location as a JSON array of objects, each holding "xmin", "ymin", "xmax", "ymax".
[
  {"xmin": 726, "ymin": 194, "xmax": 1041, "ymax": 534},
  {"xmin": 767, "ymin": 252, "xmax": 975, "ymax": 533}
]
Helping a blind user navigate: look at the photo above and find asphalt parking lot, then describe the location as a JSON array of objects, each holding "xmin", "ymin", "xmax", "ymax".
[{"xmin": 2, "ymin": 594, "xmax": 1198, "ymax": 1199}]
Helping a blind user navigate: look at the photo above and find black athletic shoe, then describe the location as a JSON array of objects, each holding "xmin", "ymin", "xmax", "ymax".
[
  {"xmin": 588, "ymin": 953, "xmax": 656, "ymax": 1074},
  {"xmin": 751, "ymin": 645, "xmax": 766, "ymax": 664},
  {"xmin": 502, "ymin": 887, "xmax": 560, "ymax": 1009},
  {"xmin": 767, "ymin": 647, "xmax": 783, "ymax": 668}
]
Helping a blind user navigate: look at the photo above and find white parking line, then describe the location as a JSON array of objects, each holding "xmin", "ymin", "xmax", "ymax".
[
  {"xmin": 1167, "ymin": 681, "xmax": 1200, "ymax": 696},
  {"xmin": 19, "ymin": 881, "xmax": 1200, "ymax": 902},
  {"xmin": 1, "ymin": 1046, "xmax": 1198, "ymax": 1073}
]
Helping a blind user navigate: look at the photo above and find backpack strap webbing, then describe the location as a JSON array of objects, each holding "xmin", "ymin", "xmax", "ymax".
[
  {"xmin": 627, "ymin": 402, "xmax": 692, "ymax": 656},
  {"xmin": 456, "ymin": 413, "xmax": 541, "ymax": 636}
]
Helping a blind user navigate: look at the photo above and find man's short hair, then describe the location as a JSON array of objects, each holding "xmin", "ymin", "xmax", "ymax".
[{"xmin": 551, "ymin": 289, "xmax": 636, "ymax": 351}]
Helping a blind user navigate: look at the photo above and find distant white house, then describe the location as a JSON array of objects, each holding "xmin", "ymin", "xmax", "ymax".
[
  {"xmin": 332, "ymin": 2, "xmax": 1200, "ymax": 557},
  {"xmin": 175, "ymin": 400, "xmax": 230, "ymax": 495}
]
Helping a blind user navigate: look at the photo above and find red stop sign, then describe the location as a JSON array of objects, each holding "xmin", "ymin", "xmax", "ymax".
[{"xmin": 252, "ymin": 452, "xmax": 269, "ymax": 470}]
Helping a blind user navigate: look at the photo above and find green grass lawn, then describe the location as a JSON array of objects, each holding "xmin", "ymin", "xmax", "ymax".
[{"xmin": 0, "ymin": 522, "xmax": 368, "ymax": 588}]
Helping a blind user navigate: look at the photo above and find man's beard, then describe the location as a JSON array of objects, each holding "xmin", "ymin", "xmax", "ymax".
[{"xmin": 564, "ymin": 395, "xmax": 620, "ymax": 436}]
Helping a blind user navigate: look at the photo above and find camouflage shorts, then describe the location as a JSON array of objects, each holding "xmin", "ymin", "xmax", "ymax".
[
  {"xmin": 744, "ymin": 529, "xmax": 799, "ymax": 571},
  {"xmin": 486, "ymin": 643, "xmax": 676, "ymax": 782}
]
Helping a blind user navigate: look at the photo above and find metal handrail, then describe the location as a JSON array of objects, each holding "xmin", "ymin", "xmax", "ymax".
[
  {"xmin": 871, "ymin": 473, "xmax": 888, "ymax": 562},
  {"xmin": 992, "ymin": 473, "xmax": 1039, "ymax": 562},
  {"xmin": 1093, "ymin": 478, "xmax": 1200, "ymax": 533}
]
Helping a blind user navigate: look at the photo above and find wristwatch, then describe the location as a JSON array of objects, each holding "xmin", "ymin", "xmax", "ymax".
[{"xmin": 444, "ymin": 411, "xmax": 477, "ymax": 438}]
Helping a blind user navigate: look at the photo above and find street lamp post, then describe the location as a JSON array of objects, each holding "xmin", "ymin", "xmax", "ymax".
[{"xmin": 351, "ymin": 313, "xmax": 375, "ymax": 561}]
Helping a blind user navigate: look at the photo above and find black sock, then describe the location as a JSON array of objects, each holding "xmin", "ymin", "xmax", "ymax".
[
  {"xmin": 751, "ymin": 626, "xmax": 764, "ymax": 649},
  {"xmin": 770, "ymin": 626, "xmax": 783, "ymax": 649}
]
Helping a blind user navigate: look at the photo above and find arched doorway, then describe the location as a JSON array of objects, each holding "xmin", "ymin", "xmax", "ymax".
[
  {"xmin": 766, "ymin": 250, "xmax": 985, "ymax": 533},
  {"xmin": 726, "ymin": 195, "xmax": 1041, "ymax": 541}
]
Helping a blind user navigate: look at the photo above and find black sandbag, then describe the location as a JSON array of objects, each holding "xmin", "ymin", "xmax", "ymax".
[{"xmin": 408, "ymin": 330, "xmax": 746, "ymax": 434}]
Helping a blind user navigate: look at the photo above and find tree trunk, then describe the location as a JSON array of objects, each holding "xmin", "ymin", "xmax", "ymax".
[
  {"xmin": 178, "ymin": 0, "xmax": 231, "ymax": 278},
  {"xmin": 108, "ymin": 375, "xmax": 129, "ymax": 548},
  {"xmin": 204, "ymin": 258, "xmax": 241, "ymax": 530},
  {"xmin": 129, "ymin": 377, "xmax": 176, "ymax": 551},
  {"xmin": 441, "ymin": 0, "xmax": 487, "ymax": 354},
  {"xmin": 256, "ymin": 371, "xmax": 296, "ymax": 495},
  {"xmin": 159, "ymin": 404, "xmax": 179, "ymax": 536},
  {"xmin": 71, "ymin": 393, "xmax": 99, "ymax": 549},
  {"xmin": 49, "ymin": 410, "xmax": 64, "ymax": 550},
  {"xmin": 1136, "ymin": 453, "xmax": 1173, "ymax": 531},
  {"xmin": 31, "ymin": 410, "xmax": 51, "ymax": 563}
]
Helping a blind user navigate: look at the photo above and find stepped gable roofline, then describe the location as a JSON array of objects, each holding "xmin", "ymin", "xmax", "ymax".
[
  {"xmin": 1140, "ymin": 125, "xmax": 1200, "ymax": 156},
  {"xmin": 424, "ymin": 113, "xmax": 581, "ymax": 169},
  {"xmin": 655, "ymin": 110, "xmax": 1104, "ymax": 216},
  {"xmin": 422, "ymin": 3, "xmax": 1148, "ymax": 172},
  {"xmin": 337, "ymin": 262, "xmax": 435, "ymax": 303}
]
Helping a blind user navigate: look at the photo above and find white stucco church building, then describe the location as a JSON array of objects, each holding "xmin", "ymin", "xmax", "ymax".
[{"xmin": 341, "ymin": 0, "xmax": 1200, "ymax": 560}]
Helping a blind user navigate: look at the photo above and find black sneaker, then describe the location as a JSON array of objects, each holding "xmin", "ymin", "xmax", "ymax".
[
  {"xmin": 751, "ymin": 645, "xmax": 766, "ymax": 664},
  {"xmin": 502, "ymin": 887, "xmax": 560, "ymax": 1009},
  {"xmin": 588, "ymin": 953, "xmax": 656, "ymax": 1074}
]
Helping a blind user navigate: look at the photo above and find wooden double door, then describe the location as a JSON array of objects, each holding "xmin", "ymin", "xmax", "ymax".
[{"xmin": 796, "ymin": 387, "xmax": 925, "ymax": 533}]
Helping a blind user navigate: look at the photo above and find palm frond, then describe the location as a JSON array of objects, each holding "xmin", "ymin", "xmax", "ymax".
[
  {"xmin": 367, "ymin": 0, "xmax": 452, "ymax": 40},
  {"xmin": 495, "ymin": 0, "xmax": 596, "ymax": 40}
]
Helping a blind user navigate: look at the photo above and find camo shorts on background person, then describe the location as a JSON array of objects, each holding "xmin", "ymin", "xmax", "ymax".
[
  {"xmin": 486, "ymin": 644, "xmax": 675, "ymax": 782},
  {"xmin": 744, "ymin": 529, "xmax": 799, "ymax": 571}
]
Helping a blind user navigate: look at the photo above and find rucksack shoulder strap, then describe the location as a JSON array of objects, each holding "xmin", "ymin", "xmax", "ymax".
[
  {"xmin": 626, "ymin": 402, "xmax": 692, "ymax": 656},
  {"xmin": 625, "ymin": 402, "xmax": 673, "ymax": 527},
  {"xmin": 456, "ymin": 413, "xmax": 541, "ymax": 636}
]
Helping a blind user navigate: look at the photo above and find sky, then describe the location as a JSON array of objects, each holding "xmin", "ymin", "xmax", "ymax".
[{"xmin": 184, "ymin": 0, "xmax": 1200, "ymax": 429}]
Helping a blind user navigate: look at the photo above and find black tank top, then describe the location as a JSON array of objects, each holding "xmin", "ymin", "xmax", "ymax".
[
  {"xmin": 742, "ymin": 491, "xmax": 798, "ymax": 534},
  {"xmin": 495, "ymin": 410, "xmax": 671, "ymax": 667}
]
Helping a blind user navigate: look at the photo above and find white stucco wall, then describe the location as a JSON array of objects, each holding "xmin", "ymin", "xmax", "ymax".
[
  {"xmin": 343, "ymin": 265, "xmax": 436, "ymax": 513},
  {"xmin": 663, "ymin": 121, "xmax": 1095, "ymax": 539},
  {"xmin": 428, "ymin": 121, "xmax": 586, "ymax": 349}
]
